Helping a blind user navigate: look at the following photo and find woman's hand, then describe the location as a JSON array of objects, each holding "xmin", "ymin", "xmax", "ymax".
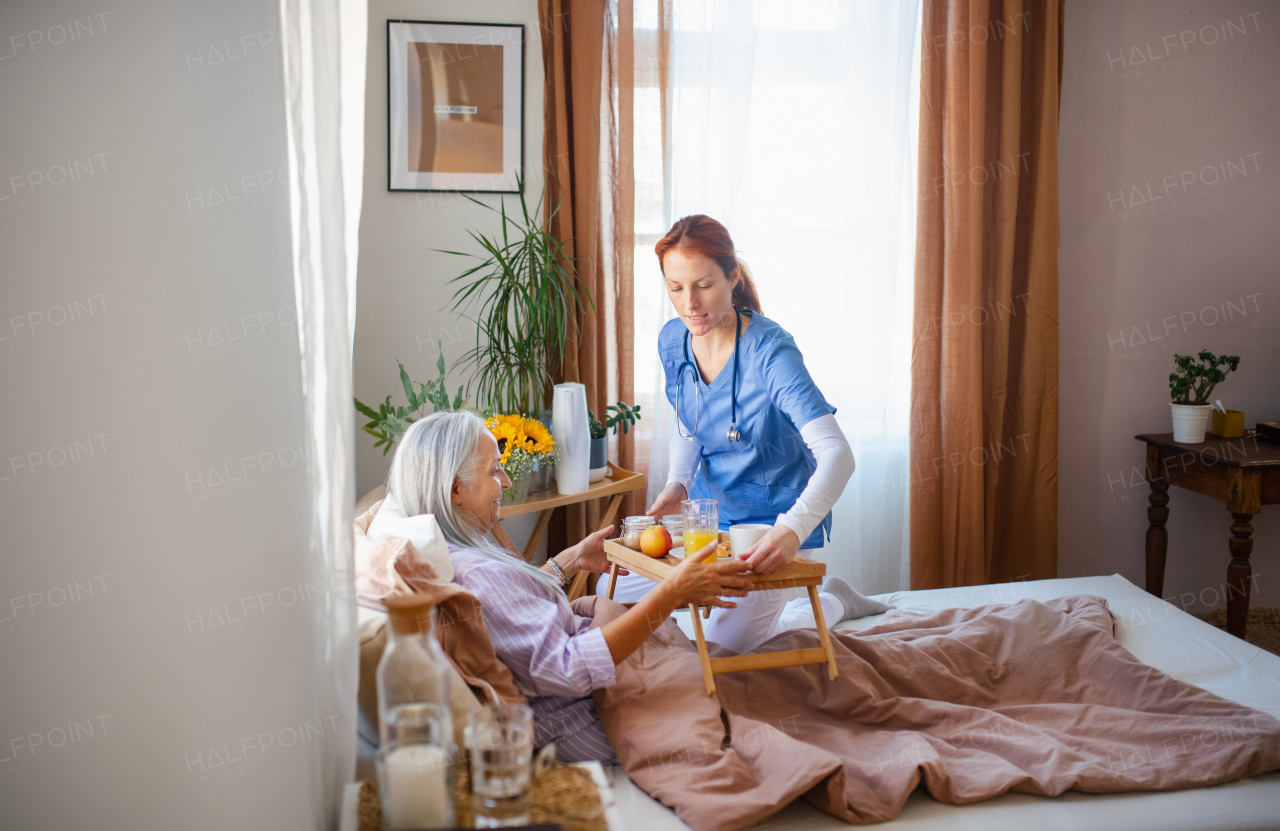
[
  {"xmin": 599, "ymin": 537, "xmax": 751, "ymax": 665},
  {"xmin": 646, "ymin": 482, "xmax": 687, "ymax": 519},
  {"xmin": 555, "ymin": 525, "xmax": 626, "ymax": 577},
  {"xmin": 660, "ymin": 539, "xmax": 754, "ymax": 609},
  {"xmin": 739, "ymin": 525, "xmax": 800, "ymax": 575}
]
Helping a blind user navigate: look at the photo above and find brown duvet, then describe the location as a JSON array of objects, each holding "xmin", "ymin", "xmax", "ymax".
[{"xmin": 578, "ymin": 595, "xmax": 1280, "ymax": 829}]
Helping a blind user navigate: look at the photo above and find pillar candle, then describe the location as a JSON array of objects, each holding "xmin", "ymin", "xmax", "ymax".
[{"xmin": 380, "ymin": 744, "xmax": 453, "ymax": 830}]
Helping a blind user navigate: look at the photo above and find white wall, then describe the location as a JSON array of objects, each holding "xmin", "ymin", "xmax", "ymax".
[
  {"xmin": 353, "ymin": 0, "xmax": 545, "ymax": 552},
  {"xmin": 0, "ymin": 1, "xmax": 333, "ymax": 828},
  {"xmin": 1059, "ymin": 0, "xmax": 1280, "ymax": 613}
]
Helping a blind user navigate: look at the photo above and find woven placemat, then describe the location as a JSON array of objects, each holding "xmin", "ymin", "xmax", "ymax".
[{"xmin": 359, "ymin": 764, "xmax": 607, "ymax": 831}]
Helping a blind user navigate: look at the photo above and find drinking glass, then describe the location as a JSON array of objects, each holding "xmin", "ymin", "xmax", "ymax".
[
  {"xmin": 681, "ymin": 499, "xmax": 719, "ymax": 563},
  {"xmin": 466, "ymin": 704, "xmax": 534, "ymax": 828}
]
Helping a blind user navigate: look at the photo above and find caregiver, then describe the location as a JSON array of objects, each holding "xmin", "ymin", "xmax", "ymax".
[{"xmin": 633, "ymin": 214, "xmax": 860, "ymax": 653}]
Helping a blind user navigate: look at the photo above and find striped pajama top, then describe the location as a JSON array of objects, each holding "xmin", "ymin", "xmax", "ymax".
[{"xmin": 448, "ymin": 545, "xmax": 619, "ymax": 764}]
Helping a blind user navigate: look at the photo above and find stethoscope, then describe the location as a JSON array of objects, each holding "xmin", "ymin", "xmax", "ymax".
[{"xmin": 675, "ymin": 308, "xmax": 742, "ymax": 443}]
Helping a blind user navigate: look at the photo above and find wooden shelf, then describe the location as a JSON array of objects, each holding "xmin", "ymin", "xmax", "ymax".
[{"xmin": 497, "ymin": 463, "xmax": 645, "ymax": 518}]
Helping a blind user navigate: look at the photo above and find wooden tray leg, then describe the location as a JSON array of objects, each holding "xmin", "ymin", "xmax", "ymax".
[
  {"xmin": 807, "ymin": 585, "xmax": 839, "ymax": 681},
  {"xmin": 688, "ymin": 603, "xmax": 716, "ymax": 695},
  {"xmin": 605, "ymin": 563, "xmax": 619, "ymax": 600}
]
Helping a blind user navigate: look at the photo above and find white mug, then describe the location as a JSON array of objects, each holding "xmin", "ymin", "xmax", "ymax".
[{"xmin": 729, "ymin": 523, "xmax": 771, "ymax": 557}]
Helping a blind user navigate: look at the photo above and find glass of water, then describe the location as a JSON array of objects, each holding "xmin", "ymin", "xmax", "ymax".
[{"xmin": 466, "ymin": 704, "xmax": 534, "ymax": 828}]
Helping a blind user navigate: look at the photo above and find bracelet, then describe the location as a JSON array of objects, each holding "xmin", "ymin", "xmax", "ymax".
[{"xmin": 546, "ymin": 557, "xmax": 569, "ymax": 587}]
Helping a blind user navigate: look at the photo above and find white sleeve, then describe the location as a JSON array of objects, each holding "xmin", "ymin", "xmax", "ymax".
[
  {"xmin": 665, "ymin": 416, "xmax": 703, "ymax": 495},
  {"xmin": 774, "ymin": 414, "xmax": 855, "ymax": 545}
]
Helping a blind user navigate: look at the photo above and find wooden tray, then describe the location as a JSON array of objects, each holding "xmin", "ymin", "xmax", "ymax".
[
  {"xmin": 602, "ymin": 533, "xmax": 826, "ymax": 591},
  {"xmin": 602, "ymin": 532, "xmax": 837, "ymax": 694}
]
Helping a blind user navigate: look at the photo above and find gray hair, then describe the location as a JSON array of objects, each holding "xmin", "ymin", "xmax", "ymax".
[{"xmin": 387, "ymin": 411, "xmax": 563, "ymax": 597}]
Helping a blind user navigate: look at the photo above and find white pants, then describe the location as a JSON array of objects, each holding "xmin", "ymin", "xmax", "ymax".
[{"xmin": 606, "ymin": 560, "xmax": 843, "ymax": 654}]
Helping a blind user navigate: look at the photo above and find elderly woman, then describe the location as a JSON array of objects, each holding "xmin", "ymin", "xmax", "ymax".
[{"xmin": 386, "ymin": 410, "xmax": 754, "ymax": 763}]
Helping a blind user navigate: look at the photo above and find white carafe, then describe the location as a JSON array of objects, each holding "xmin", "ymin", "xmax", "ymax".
[{"xmin": 552, "ymin": 383, "xmax": 590, "ymax": 495}]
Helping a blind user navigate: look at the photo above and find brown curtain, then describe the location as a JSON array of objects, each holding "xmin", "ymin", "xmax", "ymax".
[
  {"xmin": 910, "ymin": 0, "xmax": 1063, "ymax": 589},
  {"xmin": 539, "ymin": 0, "xmax": 639, "ymax": 549}
]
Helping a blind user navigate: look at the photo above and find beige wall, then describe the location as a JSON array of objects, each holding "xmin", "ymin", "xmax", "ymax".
[
  {"xmin": 354, "ymin": 0, "xmax": 545, "ymax": 553},
  {"xmin": 355, "ymin": 1, "xmax": 1280, "ymax": 610},
  {"xmin": 354, "ymin": 0, "xmax": 543, "ymax": 493},
  {"xmin": 1059, "ymin": 0, "xmax": 1280, "ymax": 612}
]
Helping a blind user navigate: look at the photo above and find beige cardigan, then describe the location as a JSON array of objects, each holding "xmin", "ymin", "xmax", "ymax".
[{"xmin": 353, "ymin": 500, "xmax": 527, "ymax": 750}]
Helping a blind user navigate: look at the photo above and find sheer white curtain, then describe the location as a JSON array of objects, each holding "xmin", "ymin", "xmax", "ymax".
[
  {"xmin": 635, "ymin": 0, "xmax": 919, "ymax": 594},
  {"xmin": 279, "ymin": 0, "xmax": 366, "ymax": 824}
]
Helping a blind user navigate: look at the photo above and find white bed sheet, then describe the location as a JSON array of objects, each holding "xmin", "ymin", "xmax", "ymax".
[{"xmin": 606, "ymin": 574, "xmax": 1280, "ymax": 831}]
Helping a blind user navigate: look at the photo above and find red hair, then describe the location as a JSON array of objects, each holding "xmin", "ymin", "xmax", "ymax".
[{"xmin": 655, "ymin": 215, "xmax": 762, "ymax": 313}]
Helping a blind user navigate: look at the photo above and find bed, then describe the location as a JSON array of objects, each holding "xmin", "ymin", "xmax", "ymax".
[
  {"xmin": 346, "ymin": 514, "xmax": 1280, "ymax": 831},
  {"xmin": 599, "ymin": 574, "xmax": 1280, "ymax": 831}
]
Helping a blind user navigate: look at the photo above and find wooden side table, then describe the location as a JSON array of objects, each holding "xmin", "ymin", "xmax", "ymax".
[
  {"xmin": 489, "ymin": 463, "xmax": 645, "ymax": 564},
  {"xmin": 1136, "ymin": 433, "xmax": 1280, "ymax": 639},
  {"xmin": 602, "ymin": 535, "xmax": 839, "ymax": 695}
]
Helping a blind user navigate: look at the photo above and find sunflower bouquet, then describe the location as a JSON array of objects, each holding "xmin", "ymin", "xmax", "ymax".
[{"xmin": 484, "ymin": 414, "xmax": 557, "ymax": 501}]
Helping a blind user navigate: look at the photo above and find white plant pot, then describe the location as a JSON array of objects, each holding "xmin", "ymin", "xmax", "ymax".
[{"xmin": 1170, "ymin": 403, "xmax": 1212, "ymax": 444}]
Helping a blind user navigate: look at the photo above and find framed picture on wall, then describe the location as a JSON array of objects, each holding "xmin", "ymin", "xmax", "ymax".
[{"xmin": 387, "ymin": 20, "xmax": 524, "ymax": 193}]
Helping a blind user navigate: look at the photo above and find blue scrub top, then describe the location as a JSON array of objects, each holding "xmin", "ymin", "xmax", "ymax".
[{"xmin": 659, "ymin": 311, "xmax": 835, "ymax": 549}]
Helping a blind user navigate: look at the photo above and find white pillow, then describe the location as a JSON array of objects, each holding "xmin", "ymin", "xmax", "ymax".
[{"xmin": 366, "ymin": 492, "xmax": 454, "ymax": 581}]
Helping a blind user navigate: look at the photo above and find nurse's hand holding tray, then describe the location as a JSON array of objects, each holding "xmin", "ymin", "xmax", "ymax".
[
  {"xmin": 734, "ymin": 524, "xmax": 801, "ymax": 575},
  {"xmin": 646, "ymin": 480, "xmax": 689, "ymax": 525}
]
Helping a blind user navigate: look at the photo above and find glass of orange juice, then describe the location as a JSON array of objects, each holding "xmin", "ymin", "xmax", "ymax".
[{"xmin": 681, "ymin": 499, "xmax": 719, "ymax": 563}]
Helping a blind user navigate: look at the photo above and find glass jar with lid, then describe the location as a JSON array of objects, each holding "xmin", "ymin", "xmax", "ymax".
[
  {"xmin": 621, "ymin": 515, "xmax": 655, "ymax": 549},
  {"xmin": 660, "ymin": 515, "xmax": 684, "ymax": 548}
]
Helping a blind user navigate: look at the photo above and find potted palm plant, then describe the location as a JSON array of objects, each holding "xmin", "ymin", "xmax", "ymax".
[
  {"xmin": 1169, "ymin": 350, "xmax": 1240, "ymax": 443},
  {"xmin": 440, "ymin": 181, "xmax": 590, "ymax": 416},
  {"xmin": 440, "ymin": 181, "xmax": 591, "ymax": 494}
]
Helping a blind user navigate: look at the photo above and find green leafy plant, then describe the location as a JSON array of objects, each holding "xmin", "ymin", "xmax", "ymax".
[
  {"xmin": 438, "ymin": 179, "xmax": 592, "ymax": 416},
  {"xmin": 353, "ymin": 343, "xmax": 466, "ymax": 455},
  {"xmin": 588, "ymin": 402, "xmax": 642, "ymax": 440},
  {"xmin": 1169, "ymin": 350, "xmax": 1240, "ymax": 405}
]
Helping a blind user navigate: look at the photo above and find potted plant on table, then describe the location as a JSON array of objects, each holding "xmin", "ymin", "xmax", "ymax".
[
  {"xmin": 1169, "ymin": 350, "xmax": 1240, "ymax": 443},
  {"xmin": 587, "ymin": 402, "xmax": 642, "ymax": 482},
  {"xmin": 440, "ymin": 181, "xmax": 591, "ymax": 496}
]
